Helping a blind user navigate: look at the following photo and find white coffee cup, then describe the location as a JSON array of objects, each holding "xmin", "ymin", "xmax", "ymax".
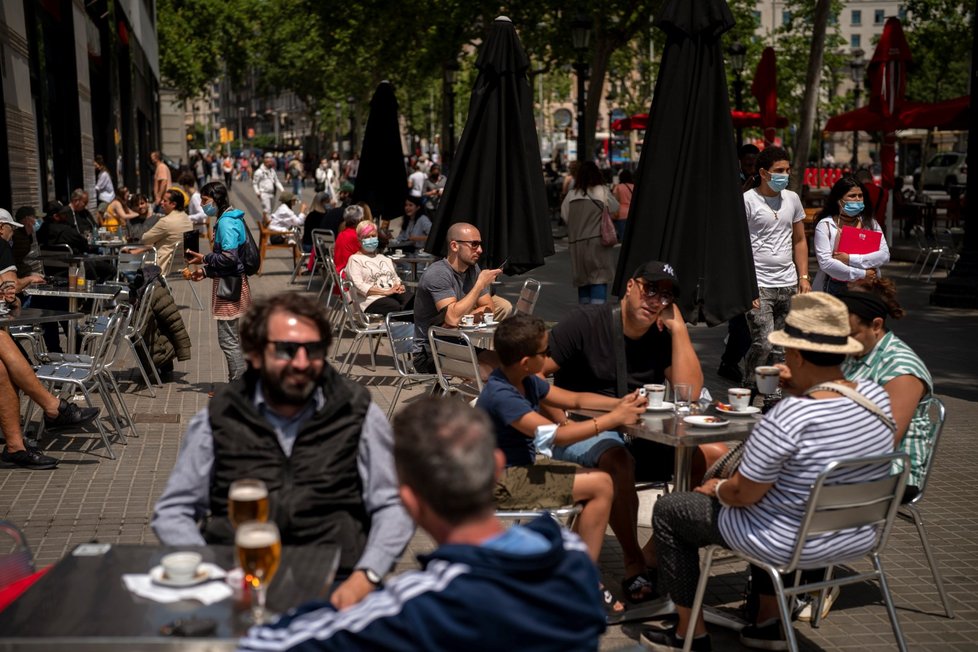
[
  {"xmin": 461, "ymin": 315, "xmax": 475, "ymax": 327},
  {"xmin": 644, "ymin": 384, "xmax": 666, "ymax": 408},
  {"xmin": 482, "ymin": 313, "xmax": 495, "ymax": 325},
  {"xmin": 160, "ymin": 551, "xmax": 202, "ymax": 582},
  {"xmin": 728, "ymin": 387, "xmax": 752, "ymax": 411},
  {"xmin": 755, "ymin": 366, "xmax": 781, "ymax": 395}
]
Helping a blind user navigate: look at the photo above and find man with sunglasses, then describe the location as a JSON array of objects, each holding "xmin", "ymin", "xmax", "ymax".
[
  {"xmin": 412, "ymin": 222, "xmax": 503, "ymax": 374},
  {"xmin": 152, "ymin": 294, "xmax": 413, "ymax": 610},
  {"xmin": 540, "ymin": 261, "xmax": 704, "ymax": 602}
]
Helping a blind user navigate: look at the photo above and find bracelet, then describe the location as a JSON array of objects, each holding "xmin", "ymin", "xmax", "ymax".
[
  {"xmin": 592, "ymin": 418, "xmax": 600, "ymax": 435},
  {"xmin": 715, "ymin": 479, "xmax": 732, "ymax": 507}
]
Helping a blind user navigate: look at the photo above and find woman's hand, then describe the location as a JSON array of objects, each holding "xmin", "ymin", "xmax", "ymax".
[
  {"xmin": 393, "ymin": 284, "xmax": 406, "ymax": 294},
  {"xmin": 694, "ymin": 478, "xmax": 722, "ymax": 497},
  {"xmin": 185, "ymin": 249, "xmax": 205, "ymax": 265},
  {"xmin": 832, "ymin": 251, "xmax": 851, "ymax": 265}
]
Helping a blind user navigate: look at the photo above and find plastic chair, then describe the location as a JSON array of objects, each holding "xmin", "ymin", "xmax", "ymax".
[
  {"xmin": 335, "ymin": 280, "xmax": 386, "ymax": 375},
  {"xmin": 428, "ymin": 326, "xmax": 484, "ymax": 401},
  {"xmin": 683, "ymin": 452, "xmax": 911, "ymax": 652},
  {"xmin": 514, "ymin": 278, "xmax": 542, "ymax": 315},
  {"xmin": 897, "ymin": 398, "xmax": 954, "ymax": 618},
  {"xmin": 383, "ymin": 311, "xmax": 438, "ymax": 418}
]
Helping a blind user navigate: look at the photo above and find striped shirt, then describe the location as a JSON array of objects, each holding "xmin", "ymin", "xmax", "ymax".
[
  {"xmin": 718, "ymin": 380, "xmax": 894, "ymax": 567},
  {"xmin": 842, "ymin": 331, "xmax": 934, "ymax": 487}
]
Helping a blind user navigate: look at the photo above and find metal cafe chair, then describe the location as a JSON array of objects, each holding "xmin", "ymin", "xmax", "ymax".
[
  {"xmin": 428, "ymin": 326, "xmax": 484, "ymax": 402},
  {"xmin": 514, "ymin": 278, "xmax": 542, "ymax": 315},
  {"xmin": 313, "ymin": 230, "xmax": 338, "ymax": 299},
  {"xmin": 383, "ymin": 311, "xmax": 437, "ymax": 418},
  {"xmin": 897, "ymin": 397, "xmax": 954, "ymax": 618},
  {"xmin": 683, "ymin": 452, "xmax": 911, "ymax": 652},
  {"xmin": 335, "ymin": 280, "xmax": 386, "ymax": 375}
]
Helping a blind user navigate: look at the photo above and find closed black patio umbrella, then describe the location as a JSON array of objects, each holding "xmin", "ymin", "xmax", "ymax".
[
  {"xmin": 352, "ymin": 81, "xmax": 407, "ymax": 223},
  {"xmin": 425, "ymin": 16, "xmax": 553, "ymax": 274},
  {"xmin": 612, "ymin": 0, "xmax": 756, "ymax": 325}
]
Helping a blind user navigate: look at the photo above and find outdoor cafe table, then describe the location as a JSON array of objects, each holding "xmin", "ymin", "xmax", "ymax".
[
  {"xmin": 573, "ymin": 406, "xmax": 757, "ymax": 492},
  {"xmin": 0, "ymin": 543, "xmax": 340, "ymax": 651},
  {"xmin": 0, "ymin": 307, "xmax": 85, "ymax": 329},
  {"xmin": 24, "ymin": 284, "xmax": 122, "ymax": 352},
  {"xmin": 391, "ymin": 252, "xmax": 434, "ymax": 282}
]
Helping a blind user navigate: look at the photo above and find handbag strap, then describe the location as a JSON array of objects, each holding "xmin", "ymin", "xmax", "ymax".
[
  {"xmin": 610, "ymin": 305, "xmax": 628, "ymax": 397},
  {"xmin": 805, "ymin": 381, "xmax": 897, "ymax": 433}
]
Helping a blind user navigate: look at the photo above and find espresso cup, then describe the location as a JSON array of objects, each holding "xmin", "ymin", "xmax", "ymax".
[
  {"xmin": 755, "ymin": 366, "xmax": 781, "ymax": 395},
  {"xmin": 461, "ymin": 315, "xmax": 475, "ymax": 327},
  {"xmin": 160, "ymin": 551, "xmax": 202, "ymax": 582},
  {"xmin": 483, "ymin": 313, "xmax": 495, "ymax": 325},
  {"xmin": 728, "ymin": 387, "xmax": 752, "ymax": 411},
  {"xmin": 644, "ymin": 384, "xmax": 666, "ymax": 408}
]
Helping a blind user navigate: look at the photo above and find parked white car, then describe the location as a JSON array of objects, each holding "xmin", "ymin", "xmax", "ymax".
[{"xmin": 914, "ymin": 152, "xmax": 967, "ymax": 190}]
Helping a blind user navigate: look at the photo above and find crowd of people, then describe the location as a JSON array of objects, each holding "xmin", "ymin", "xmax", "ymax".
[{"xmin": 0, "ymin": 136, "xmax": 942, "ymax": 652}]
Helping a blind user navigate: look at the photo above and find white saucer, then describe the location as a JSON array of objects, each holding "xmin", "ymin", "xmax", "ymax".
[
  {"xmin": 645, "ymin": 401, "xmax": 675, "ymax": 412},
  {"xmin": 149, "ymin": 563, "xmax": 223, "ymax": 588},
  {"xmin": 389, "ymin": 254, "xmax": 405, "ymax": 259},
  {"xmin": 684, "ymin": 415, "xmax": 730, "ymax": 428},
  {"xmin": 716, "ymin": 405, "xmax": 761, "ymax": 416}
]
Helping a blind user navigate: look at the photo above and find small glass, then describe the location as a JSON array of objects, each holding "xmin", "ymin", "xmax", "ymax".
[
  {"xmin": 236, "ymin": 521, "xmax": 281, "ymax": 625},
  {"xmin": 85, "ymin": 280, "xmax": 95, "ymax": 292},
  {"xmin": 673, "ymin": 383, "xmax": 693, "ymax": 416}
]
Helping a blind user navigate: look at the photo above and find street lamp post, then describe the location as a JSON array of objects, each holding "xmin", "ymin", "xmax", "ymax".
[
  {"xmin": 605, "ymin": 78, "xmax": 618, "ymax": 165},
  {"xmin": 237, "ymin": 106, "xmax": 244, "ymax": 155},
  {"xmin": 571, "ymin": 15, "xmax": 592, "ymax": 163},
  {"xmin": 444, "ymin": 62, "xmax": 459, "ymax": 169},
  {"xmin": 728, "ymin": 41, "xmax": 747, "ymax": 146},
  {"xmin": 334, "ymin": 101, "xmax": 342, "ymax": 155},
  {"xmin": 849, "ymin": 48, "xmax": 866, "ymax": 169},
  {"xmin": 347, "ymin": 96, "xmax": 357, "ymax": 156}
]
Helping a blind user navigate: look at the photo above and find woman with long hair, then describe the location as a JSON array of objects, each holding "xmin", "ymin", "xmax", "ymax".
[
  {"xmin": 103, "ymin": 186, "xmax": 140, "ymax": 235},
  {"xmin": 185, "ymin": 182, "xmax": 250, "ymax": 384},
  {"xmin": 813, "ymin": 176, "xmax": 890, "ymax": 296},
  {"xmin": 560, "ymin": 161, "xmax": 619, "ymax": 304},
  {"xmin": 611, "ymin": 169, "xmax": 634, "ymax": 243}
]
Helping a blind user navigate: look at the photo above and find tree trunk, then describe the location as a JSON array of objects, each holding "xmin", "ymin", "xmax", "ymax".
[
  {"xmin": 584, "ymin": 38, "xmax": 612, "ymax": 164},
  {"xmin": 789, "ymin": 0, "xmax": 831, "ymax": 193}
]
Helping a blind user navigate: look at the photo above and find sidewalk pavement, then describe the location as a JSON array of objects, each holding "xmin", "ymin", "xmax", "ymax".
[{"xmin": 1, "ymin": 183, "xmax": 975, "ymax": 650}]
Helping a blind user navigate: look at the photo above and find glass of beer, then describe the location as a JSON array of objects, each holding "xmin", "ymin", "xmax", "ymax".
[
  {"xmin": 228, "ymin": 479, "xmax": 269, "ymax": 528},
  {"xmin": 236, "ymin": 520, "xmax": 281, "ymax": 624}
]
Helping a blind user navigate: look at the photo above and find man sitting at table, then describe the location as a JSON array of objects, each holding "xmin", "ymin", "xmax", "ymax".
[
  {"xmin": 129, "ymin": 187, "xmax": 192, "ymax": 275},
  {"xmin": 152, "ymin": 293, "xmax": 413, "ymax": 609},
  {"xmin": 540, "ymin": 260, "xmax": 706, "ymax": 598},
  {"xmin": 237, "ymin": 396, "xmax": 607, "ymax": 651},
  {"xmin": 411, "ymin": 222, "xmax": 503, "ymax": 375}
]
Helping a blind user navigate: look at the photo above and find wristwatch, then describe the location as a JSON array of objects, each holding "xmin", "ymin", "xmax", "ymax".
[
  {"xmin": 799, "ymin": 274, "xmax": 810, "ymax": 281},
  {"xmin": 360, "ymin": 568, "xmax": 383, "ymax": 586}
]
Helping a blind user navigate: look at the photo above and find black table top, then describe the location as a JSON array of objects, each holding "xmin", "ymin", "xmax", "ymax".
[
  {"xmin": 0, "ymin": 308, "xmax": 86, "ymax": 327},
  {"xmin": 0, "ymin": 543, "xmax": 339, "ymax": 650}
]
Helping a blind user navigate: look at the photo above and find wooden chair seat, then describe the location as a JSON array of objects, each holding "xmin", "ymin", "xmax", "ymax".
[{"xmin": 257, "ymin": 220, "xmax": 300, "ymax": 275}]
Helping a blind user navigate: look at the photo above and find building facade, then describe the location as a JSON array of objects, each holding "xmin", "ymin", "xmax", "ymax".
[{"xmin": 0, "ymin": 0, "xmax": 160, "ymax": 213}]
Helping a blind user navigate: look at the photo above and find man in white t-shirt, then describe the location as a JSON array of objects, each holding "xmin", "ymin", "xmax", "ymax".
[
  {"xmin": 743, "ymin": 146, "xmax": 810, "ymax": 384},
  {"xmin": 407, "ymin": 163, "xmax": 426, "ymax": 198}
]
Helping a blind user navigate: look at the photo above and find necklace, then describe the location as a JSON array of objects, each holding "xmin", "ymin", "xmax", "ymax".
[{"xmin": 761, "ymin": 193, "xmax": 782, "ymax": 219}]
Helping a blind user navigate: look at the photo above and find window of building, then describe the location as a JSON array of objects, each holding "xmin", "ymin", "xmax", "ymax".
[
  {"xmin": 782, "ymin": 10, "xmax": 792, "ymax": 26},
  {"xmin": 752, "ymin": 10, "xmax": 761, "ymax": 25},
  {"xmin": 875, "ymin": 9, "xmax": 885, "ymax": 25},
  {"xmin": 851, "ymin": 10, "xmax": 862, "ymax": 26},
  {"xmin": 898, "ymin": 5, "xmax": 907, "ymax": 20},
  {"xmin": 851, "ymin": 34, "xmax": 861, "ymax": 49}
]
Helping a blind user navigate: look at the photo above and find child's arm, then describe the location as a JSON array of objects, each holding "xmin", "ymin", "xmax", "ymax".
[
  {"xmin": 510, "ymin": 392, "xmax": 646, "ymax": 447},
  {"xmin": 543, "ymin": 385, "xmax": 643, "ymax": 412}
]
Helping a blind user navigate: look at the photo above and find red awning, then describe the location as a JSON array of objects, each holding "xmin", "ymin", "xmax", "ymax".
[
  {"xmin": 612, "ymin": 110, "xmax": 787, "ymax": 132},
  {"xmin": 824, "ymin": 95, "xmax": 970, "ymax": 132}
]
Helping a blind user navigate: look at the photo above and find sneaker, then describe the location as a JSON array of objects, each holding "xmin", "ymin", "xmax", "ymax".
[
  {"xmin": 796, "ymin": 585, "xmax": 840, "ymax": 622},
  {"xmin": 739, "ymin": 619, "xmax": 788, "ymax": 651},
  {"xmin": 1, "ymin": 446, "xmax": 59, "ymax": 470},
  {"xmin": 641, "ymin": 626, "xmax": 712, "ymax": 651},
  {"xmin": 44, "ymin": 399, "xmax": 99, "ymax": 429},
  {"xmin": 717, "ymin": 362, "xmax": 743, "ymax": 384}
]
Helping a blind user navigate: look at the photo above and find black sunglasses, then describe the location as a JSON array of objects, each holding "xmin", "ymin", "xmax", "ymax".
[
  {"xmin": 268, "ymin": 340, "xmax": 327, "ymax": 360},
  {"xmin": 636, "ymin": 280, "xmax": 674, "ymax": 304},
  {"xmin": 453, "ymin": 240, "xmax": 483, "ymax": 249}
]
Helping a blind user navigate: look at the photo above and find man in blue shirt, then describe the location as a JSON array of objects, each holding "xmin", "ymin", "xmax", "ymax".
[{"xmin": 238, "ymin": 397, "xmax": 606, "ymax": 651}]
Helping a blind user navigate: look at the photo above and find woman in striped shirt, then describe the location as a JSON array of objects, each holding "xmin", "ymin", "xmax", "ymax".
[{"xmin": 643, "ymin": 293, "xmax": 895, "ymax": 652}]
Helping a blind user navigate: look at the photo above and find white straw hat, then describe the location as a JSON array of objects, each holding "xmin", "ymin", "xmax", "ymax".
[{"xmin": 768, "ymin": 292, "xmax": 863, "ymax": 354}]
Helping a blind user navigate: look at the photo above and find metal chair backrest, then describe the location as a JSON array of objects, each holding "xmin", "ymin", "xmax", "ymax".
[
  {"xmin": 116, "ymin": 251, "xmax": 149, "ymax": 281},
  {"xmin": 786, "ymin": 452, "xmax": 909, "ymax": 573},
  {"xmin": 385, "ymin": 311, "xmax": 419, "ymax": 377},
  {"xmin": 515, "ymin": 278, "xmax": 542, "ymax": 315},
  {"xmin": 132, "ymin": 277, "xmax": 162, "ymax": 334},
  {"xmin": 428, "ymin": 325, "xmax": 484, "ymax": 398},
  {"xmin": 0, "ymin": 521, "xmax": 35, "ymax": 589},
  {"xmin": 89, "ymin": 308, "xmax": 126, "ymax": 371},
  {"xmin": 908, "ymin": 397, "xmax": 946, "ymax": 503},
  {"xmin": 312, "ymin": 229, "xmax": 335, "ymax": 259},
  {"xmin": 911, "ymin": 225, "xmax": 937, "ymax": 251},
  {"xmin": 338, "ymin": 279, "xmax": 377, "ymax": 330}
]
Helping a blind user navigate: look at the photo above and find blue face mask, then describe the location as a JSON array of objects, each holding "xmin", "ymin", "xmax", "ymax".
[
  {"xmin": 362, "ymin": 237, "xmax": 379, "ymax": 252},
  {"xmin": 842, "ymin": 201, "xmax": 865, "ymax": 217},
  {"xmin": 203, "ymin": 203, "xmax": 217, "ymax": 217},
  {"xmin": 766, "ymin": 173, "xmax": 789, "ymax": 193}
]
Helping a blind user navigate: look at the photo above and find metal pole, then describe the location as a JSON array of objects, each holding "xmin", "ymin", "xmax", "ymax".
[
  {"xmin": 851, "ymin": 86, "xmax": 861, "ymax": 168},
  {"xmin": 734, "ymin": 74, "xmax": 744, "ymax": 146},
  {"xmin": 237, "ymin": 108, "xmax": 244, "ymax": 152},
  {"xmin": 575, "ymin": 61, "xmax": 587, "ymax": 162}
]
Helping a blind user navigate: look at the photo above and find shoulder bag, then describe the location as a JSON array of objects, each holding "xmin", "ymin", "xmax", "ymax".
[{"xmin": 589, "ymin": 196, "xmax": 618, "ymax": 247}]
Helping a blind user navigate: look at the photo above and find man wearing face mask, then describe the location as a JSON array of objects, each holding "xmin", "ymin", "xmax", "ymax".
[{"xmin": 743, "ymin": 146, "xmax": 810, "ymax": 390}]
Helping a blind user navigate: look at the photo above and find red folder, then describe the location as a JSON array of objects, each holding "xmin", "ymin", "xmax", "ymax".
[{"xmin": 836, "ymin": 226, "xmax": 882, "ymax": 255}]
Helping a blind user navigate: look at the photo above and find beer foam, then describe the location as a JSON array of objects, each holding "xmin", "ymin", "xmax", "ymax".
[
  {"xmin": 230, "ymin": 485, "xmax": 268, "ymax": 500},
  {"xmin": 237, "ymin": 528, "xmax": 279, "ymax": 548}
]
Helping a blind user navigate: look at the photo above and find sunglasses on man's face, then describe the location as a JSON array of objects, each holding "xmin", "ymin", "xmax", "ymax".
[{"xmin": 268, "ymin": 340, "xmax": 327, "ymax": 360}]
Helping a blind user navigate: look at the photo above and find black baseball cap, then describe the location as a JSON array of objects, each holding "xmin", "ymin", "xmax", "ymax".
[{"xmin": 632, "ymin": 261, "xmax": 680, "ymax": 296}]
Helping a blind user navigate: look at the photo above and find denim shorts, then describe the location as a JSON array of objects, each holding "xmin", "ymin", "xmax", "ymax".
[{"xmin": 552, "ymin": 430, "xmax": 626, "ymax": 468}]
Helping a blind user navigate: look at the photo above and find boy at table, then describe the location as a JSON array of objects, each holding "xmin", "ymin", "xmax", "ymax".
[{"xmin": 476, "ymin": 313, "xmax": 646, "ymax": 614}]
